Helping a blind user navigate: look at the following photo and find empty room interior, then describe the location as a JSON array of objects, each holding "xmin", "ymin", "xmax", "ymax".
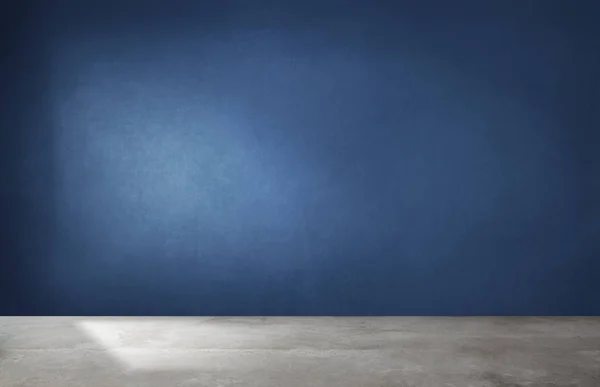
[{"xmin": 1, "ymin": 1, "xmax": 599, "ymax": 386}]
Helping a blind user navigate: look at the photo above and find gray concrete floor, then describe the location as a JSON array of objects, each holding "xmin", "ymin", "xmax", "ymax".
[{"xmin": 0, "ymin": 317, "xmax": 599, "ymax": 387}]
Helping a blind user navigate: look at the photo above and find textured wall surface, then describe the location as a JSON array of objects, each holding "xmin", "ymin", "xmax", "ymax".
[{"xmin": 2, "ymin": 0, "xmax": 599, "ymax": 315}]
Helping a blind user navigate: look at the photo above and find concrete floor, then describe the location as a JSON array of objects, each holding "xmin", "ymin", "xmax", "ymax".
[{"xmin": 0, "ymin": 317, "xmax": 599, "ymax": 387}]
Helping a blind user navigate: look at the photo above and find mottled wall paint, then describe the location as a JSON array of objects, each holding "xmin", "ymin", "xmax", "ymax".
[{"xmin": 3, "ymin": 0, "xmax": 598, "ymax": 314}]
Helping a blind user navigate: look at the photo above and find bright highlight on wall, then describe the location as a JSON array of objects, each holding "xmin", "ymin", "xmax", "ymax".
[{"xmin": 49, "ymin": 34, "xmax": 324, "ymax": 274}]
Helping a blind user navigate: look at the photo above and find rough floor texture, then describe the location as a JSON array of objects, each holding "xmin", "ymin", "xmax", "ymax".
[{"xmin": 0, "ymin": 317, "xmax": 599, "ymax": 387}]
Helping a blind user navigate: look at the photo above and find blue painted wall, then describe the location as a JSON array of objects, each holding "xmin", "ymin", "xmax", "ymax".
[{"xmin": 2, "ymin": 0, "xmax": 598, "ymax": 315}]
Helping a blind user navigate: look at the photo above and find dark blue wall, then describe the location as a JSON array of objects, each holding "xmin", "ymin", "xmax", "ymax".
[{"xmin": 2, "ymin": 0, "xmax": 599, "ymax": 315}]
